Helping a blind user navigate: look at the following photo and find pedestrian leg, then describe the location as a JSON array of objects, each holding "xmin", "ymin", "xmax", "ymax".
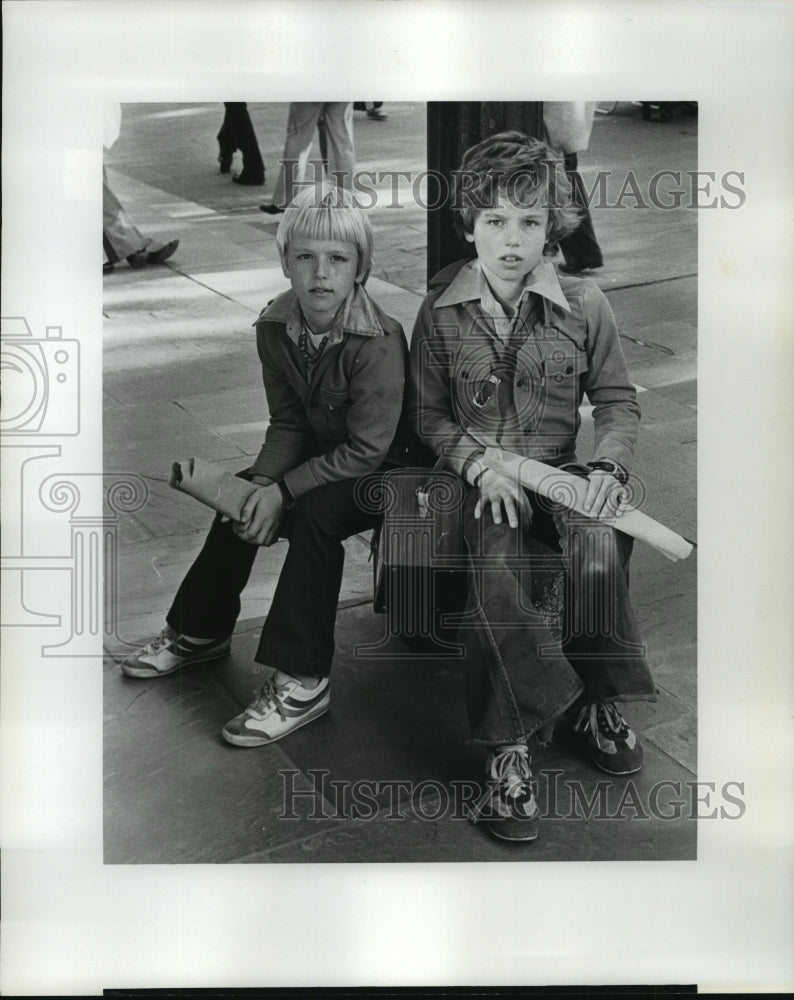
[
  {"xmin": 102, "ymin": 167, "xmax": 147, "ymax": 263},
  {"xmin": 270, "ymin": 102, "xmax": 325, "ymax": 208},
  {"xmin": 558, "ymin": 152, "xmax": 603, "ymax": 270},
  {"xmin": 321, "ymin": 102, "xmax": 355, "ymax": 191}
]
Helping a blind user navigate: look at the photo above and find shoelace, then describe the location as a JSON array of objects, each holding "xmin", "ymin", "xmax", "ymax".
[
  {"xmin": 597, "ymin": 703, "xmax": 629, "ymax": 737},
  {"xmin": 248, "ymin": 676, "xmax": 288, "ymax": 721},
  {"xmin": 489, "ymin": 744, "xmax": 532, "ymax": 797},
  {"xmin": 572, "ymin": 703, "xmax": 629, "ymax": 739},
  {"xmin": 148, "ymin": 625, "xmax": 177, "ymax": 654},
  {"xmin": 468, "ymin": 744, "xmax": 532, "ymax": 821}
]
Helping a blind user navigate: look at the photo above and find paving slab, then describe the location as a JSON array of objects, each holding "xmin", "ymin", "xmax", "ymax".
[
  {"xmin": 103, "ymin": 657, "xmax": 346, "ymax": 865},
  {"xmin": 104, "ymin": 601, "xmax": 696, "ymax": 864}
]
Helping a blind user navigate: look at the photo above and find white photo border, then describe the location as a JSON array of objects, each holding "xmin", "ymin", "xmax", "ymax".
[{"xmin": 1, "ymin": 0, "xmax": 792, "ymax": 993}]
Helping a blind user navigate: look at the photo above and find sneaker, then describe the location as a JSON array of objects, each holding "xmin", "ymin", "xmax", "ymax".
[
  {"xmin": 570, "ymin": 702, "xmax": 643, "ymax": 775},
  {"xmin": 222, "ymin": 674, "xmax": 330, "ymax": 747},
  {"xmin": 120, "ymin": 625, "xmax": 231, "ymax": 679},
  {"xmin": 469, "ymin": 744, "xmax": 540, "ymax": 842}
]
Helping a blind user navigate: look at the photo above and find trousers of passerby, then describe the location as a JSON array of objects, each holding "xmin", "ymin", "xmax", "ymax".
[
  {"xmin": 103, "ymin": 167, "xmax": 148, "ymax": 263},
  {"xmin": 166, "ymin": 474, "xmax": 380, "ymax": 680},
  {"xmin": 459, "ymin": 475, "xmax": 655, "ymax": 747},
  {"xmin": 558, "ymin": 152, "xmax": 604, "ymax": 270},
  {"xmin": 271, "ymin": 102, "xmax": 354, "ymax": 209},
  {"xmin": 217, "ymin": 102, "xmax": 265, "ymax": 180}
]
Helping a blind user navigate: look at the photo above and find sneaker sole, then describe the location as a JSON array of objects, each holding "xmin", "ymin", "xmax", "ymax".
[
  {"xmin": 484, "ymin": 821, "xmax": 540, "ymax": 843},
  {"xmin": 222, "ymin": 701, "xmax": 329, "ymax": 747},
  {"xmin": 120, "ymin": 641, "xmax": 231, "ymax": 679},
  {"xmin": 591, "ymin": 758, "xmax": 643, "ymax": 776}
]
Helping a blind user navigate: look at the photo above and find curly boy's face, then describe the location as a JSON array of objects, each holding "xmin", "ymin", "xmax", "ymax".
[
  {"xmin": 465, "ymin": 200, "xmax": 549, "ymax": 286},
  {"xmin": 282, "ymin": 238, "xmax": 359, "ymax": 333}
]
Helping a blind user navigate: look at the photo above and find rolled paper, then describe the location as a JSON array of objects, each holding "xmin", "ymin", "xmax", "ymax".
[
  {"xmin": 169, "ymin": 457, "xmax": 258, "ymax": 522},
  {"xmin": 483, "ymin": 448, "xmax": 693, "ymax": 562}
]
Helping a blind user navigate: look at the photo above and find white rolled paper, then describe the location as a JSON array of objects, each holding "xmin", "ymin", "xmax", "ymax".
[
  {"xmin": 169, "ymin": 456, "xmax": 258, "ymax": 522},
  {"xmin": 483, "ymin": 448, "xmax": 693, "ymax": 562}
]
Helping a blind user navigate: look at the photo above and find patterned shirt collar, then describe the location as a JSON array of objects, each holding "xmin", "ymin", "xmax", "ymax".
[{"xmin": 433, "ymin": 256, "xmax": 572, "ymax": 314}]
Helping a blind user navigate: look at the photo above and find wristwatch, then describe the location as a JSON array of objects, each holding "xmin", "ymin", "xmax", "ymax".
[{"xmin": 586, "ymin": 460, "xmax": 628, "ymax": 485}]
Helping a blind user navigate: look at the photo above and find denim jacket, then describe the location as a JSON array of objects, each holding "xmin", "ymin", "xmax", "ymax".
[
  {"xmin": 407, "ymin": 258, "xmax": 640, "ymax": 481},
  {"xmin": 250, "ymin": 283, "xmax": 410, "ymax": 498}
]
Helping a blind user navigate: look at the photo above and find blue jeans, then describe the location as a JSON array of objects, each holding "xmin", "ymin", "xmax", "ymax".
[{"xmin": 459, "ymin": 482, "xmax": 655, "ymax": 746}]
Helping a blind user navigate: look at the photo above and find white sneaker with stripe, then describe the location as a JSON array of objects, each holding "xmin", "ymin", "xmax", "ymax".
[
  {"xmin": 222, "ymin": 674, "xmax": 330, "ymax": 747},
  {"xmin": 120, "ymin": 625, "xmax": 231, "ymax": 679}
]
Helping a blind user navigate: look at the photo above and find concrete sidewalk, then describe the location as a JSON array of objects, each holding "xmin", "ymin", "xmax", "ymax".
[{"xmin": 103, "ymin": 101, "xmax": 698, "ymax": 863}]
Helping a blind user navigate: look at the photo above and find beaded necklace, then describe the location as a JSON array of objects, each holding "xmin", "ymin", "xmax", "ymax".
[{"xmin": 298, "ymin": 325, "xmax": 329, "ymax": 382}]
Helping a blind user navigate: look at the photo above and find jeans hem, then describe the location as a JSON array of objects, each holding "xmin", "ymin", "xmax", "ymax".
[
  {"xmin": 466, "ymin": 683, "xmax": 586, "ymax": 748},
  {"xmin": 584, "ymin": 691, "xmax": 658, "ymax": 705}
]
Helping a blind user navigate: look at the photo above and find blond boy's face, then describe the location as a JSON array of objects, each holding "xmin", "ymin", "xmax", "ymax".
[
  {"xmin": 282, "ymin": 238, "xmax": 359, "ymax": 333},
  {"xmin": 466, "ymin": 200, "xmax": 550, "ymax": 286}
]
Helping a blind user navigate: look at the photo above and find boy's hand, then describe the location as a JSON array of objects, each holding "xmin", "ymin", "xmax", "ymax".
[
  {"xmin": 582, "ymin": 469, "xmax": 628, "ymax": 520},
  {"xmin": 231, "ymin": 484, "xmax": 284, "ymax": 546},
  {"xmin": 474, "ymin": 469, "xmax": 531, "ymax": 528}
]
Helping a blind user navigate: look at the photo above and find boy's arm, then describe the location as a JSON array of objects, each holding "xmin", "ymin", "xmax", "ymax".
[
  {"xmin": 281, "ymin": 329, "xmax": 407, "ymax": 499},
  {"xmin": 407, "ymin": 298, "xmax": 488, "ymax": 485},
  {"xmin": 249, "ymin": 324, "xmax": 311, "ymax": 484},
  {"xmin": 583, "ymin": 282, "xmax": 641, "ymax": 474}
]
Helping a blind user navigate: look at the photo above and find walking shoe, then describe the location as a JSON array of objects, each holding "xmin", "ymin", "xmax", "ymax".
[
  {"xmin": 469, "ymin": 744, "xmax": 540, "ymax": 842},
  {"xmin": 120, "ymin": 625, "xmax": 231, "ymax": 679},
  {"xmin": 569, "ymin": 702, "xmax": 644, "ymax": 775},
  {"xmin": 558, "ymin": 259, "xmax": 603, "ymax": 275},
  {"xmin": 222, "ymin": 674, "xmax": 330, "ymax": 747},
  {"xmin": 231, "ymin": 170, "xmax": 265, "ymax": 185},
  {"xmin": 127, "ymin": 239, "xmax": 180, "ymax": 268}
]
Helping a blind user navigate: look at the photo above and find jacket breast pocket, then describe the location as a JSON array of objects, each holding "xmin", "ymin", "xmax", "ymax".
[
  {"xmin": 319, "ymin": 386, "xmax": 351, "ymax": 441},
  {"xmin": 319, "ymin": 386, "xmax": 351, "ymax": 411},
  {"xmin": 543, "ymin": 347, "xmax": 589, "ymax": 410}
]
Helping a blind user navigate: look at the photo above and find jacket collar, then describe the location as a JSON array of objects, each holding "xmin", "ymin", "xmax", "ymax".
[
  {"xmin": 257, "ymin": 282, "xmax": 385, "ymax": 345},
  {"xmin": 433, "ymin": 257, "xmax": 572, "ymax": 316}
]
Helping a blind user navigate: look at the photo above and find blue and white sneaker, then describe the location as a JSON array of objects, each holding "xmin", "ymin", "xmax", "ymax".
[
  {"xmin": 570, "ymin": 702, "xmax": 644, "ymax": 775},
  {"xmin": 120, "ymin": 625, "xmax": 231, "ymax": 679},
  {"xmin": 469, "ymin": 744, "xmax": 540, "ymax": 842},
  {"xmin": 222, "ymin": 674, "xmax": 330, "ymax": 747}
]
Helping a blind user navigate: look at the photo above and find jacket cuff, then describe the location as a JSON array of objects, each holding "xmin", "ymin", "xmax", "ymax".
[
  {"xmin": 282, "ymin": 462, "xmax": 319, "ymax": 500},
  {"xmin": 592, "ymin": 444, "xmax": 634, "ymax": 476},
  {"xmin": 461, "ymin": 449, "xmax": 487, "ymax": 486}
]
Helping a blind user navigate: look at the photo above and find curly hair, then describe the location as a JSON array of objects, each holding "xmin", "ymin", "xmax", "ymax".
[{"xmin": 451, "ymin": 131, "xmax": 580, "ymax": 253}]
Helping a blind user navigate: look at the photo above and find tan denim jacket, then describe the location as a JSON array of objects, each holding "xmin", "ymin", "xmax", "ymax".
[{"xmin": 407, "ymin": 257, "xmax": 640, "ymax": 481}]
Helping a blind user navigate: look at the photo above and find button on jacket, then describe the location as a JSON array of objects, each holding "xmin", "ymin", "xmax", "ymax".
[
  {"xmin": 407, "ymin": 257, "xmax": 640, "ymax": 478},
  {"xmin": 250, "ymin": 283, "xmax": 410, "ymax": 498}
]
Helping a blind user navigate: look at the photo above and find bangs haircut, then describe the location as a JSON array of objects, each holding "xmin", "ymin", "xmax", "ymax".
[
  {"xmin": 452, "ymin": 130, "xmax": 580, "ymax": 252},
  {"xmin": 276, "ymin": 181, "xmax": 373, "ymax": 282}
]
